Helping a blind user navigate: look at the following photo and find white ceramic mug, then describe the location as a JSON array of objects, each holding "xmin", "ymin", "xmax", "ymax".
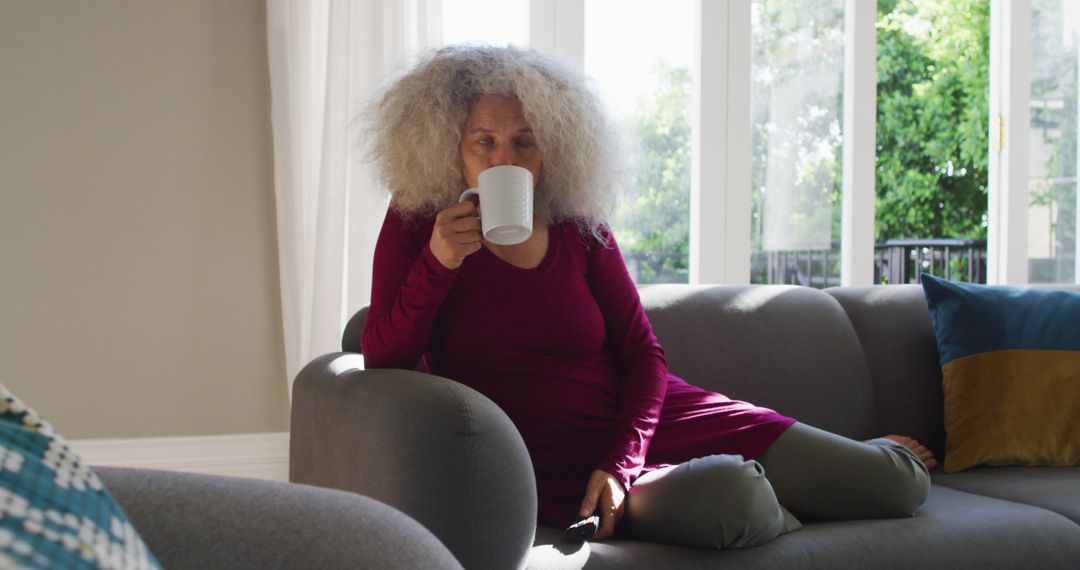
[{"xmin": 458, "ymin": 165, "xmax": 534, "ymax": 245}]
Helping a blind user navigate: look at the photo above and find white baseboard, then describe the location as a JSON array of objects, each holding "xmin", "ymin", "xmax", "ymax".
[{"xmin": 70, "ymin": 432, "xmax": 290, "ymax": 482}]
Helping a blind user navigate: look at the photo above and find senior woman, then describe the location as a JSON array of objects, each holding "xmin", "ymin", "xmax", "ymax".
[{"xmin": 361, "ymin": 45, "xmax": 934, "ymax": 549}]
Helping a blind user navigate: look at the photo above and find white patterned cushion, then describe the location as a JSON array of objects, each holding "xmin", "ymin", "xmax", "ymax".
[{"xmin": 0, "ymin": 384, "xmax": 161, "ymax": 569}]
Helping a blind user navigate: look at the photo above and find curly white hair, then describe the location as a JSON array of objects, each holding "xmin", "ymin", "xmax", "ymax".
[{"xmin": 363, "ymin": 45, "xmax": 625, "ymax": 238}]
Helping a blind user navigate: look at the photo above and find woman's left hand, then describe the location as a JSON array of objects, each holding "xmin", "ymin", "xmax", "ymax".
[{"xmin": 578, "ymin": 469, "xmax": 626, "ymax": 541}]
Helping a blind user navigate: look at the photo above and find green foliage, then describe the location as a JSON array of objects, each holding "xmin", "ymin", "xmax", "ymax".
[
  {"xmin": 750, "ymin": 0, "xmax": 846, "ymax": 259},
  {"xmin": 611, "ymin": 63, "xmax": 692, "ymax": 283},
  {"xmin": 875, "ymin": 0, "xmax": 990, "ymax": 241},
  {"xmin": 614, "ymin": 0, "xmax": 1060, "ymax": 284}
]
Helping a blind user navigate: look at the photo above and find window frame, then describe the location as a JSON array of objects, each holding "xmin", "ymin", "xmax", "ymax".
[
  {"xmin": 989, "ymin": 0, "xmax": 1033, "ymax": 284},
  {"xmin": 427, "ymin": 0, "xmax": 1079, "ymax": 286}
]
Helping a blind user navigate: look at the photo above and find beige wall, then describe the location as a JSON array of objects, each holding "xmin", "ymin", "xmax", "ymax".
[{"xmin": 0, "ymin": 1, "xmax": 290, "ymax": 438}]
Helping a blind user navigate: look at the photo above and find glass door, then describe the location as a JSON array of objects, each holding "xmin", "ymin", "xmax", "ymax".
[
  {"xmin": 1027, "ymin": 0, "xmax": 1078, "ymax": 283},
  {"xmin": 750, "ymin": 0, "xmax": 846, "ymax": 288}
]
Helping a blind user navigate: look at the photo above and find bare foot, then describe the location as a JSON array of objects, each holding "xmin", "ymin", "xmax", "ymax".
[{"xmin": 883, "ymin": 435, "xmax": 938, "ymax": 470}]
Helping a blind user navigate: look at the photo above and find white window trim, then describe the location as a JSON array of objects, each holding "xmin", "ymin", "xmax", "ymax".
[
  {"xmin": 842, "ymin": 0, "xmax": 877, "ymax": 286},
  {"xmin": 988, "ymin": 0, "xmax": 1032, "ymax": 285},
  {"xmin": 691, "ymin": 0, "xmax": 752, "ymax": 285},
  {"xmin": 529, "ymin": 0, "xmax": 584, "ymax": 69}
]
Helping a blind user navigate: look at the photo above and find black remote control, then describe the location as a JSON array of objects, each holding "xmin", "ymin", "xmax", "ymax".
[{"xmin": 564, "ymin": 515, "xmax": 600, "ymax": 542}]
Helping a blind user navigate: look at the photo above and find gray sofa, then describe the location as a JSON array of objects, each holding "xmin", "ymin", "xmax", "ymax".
[
  {"xmin": 96, "ymin": 466, "xmax": 463, "ymax": 569},
  {"xmin": 291, "ymin": 284, "xmax": 1080, "ymax": 569}
]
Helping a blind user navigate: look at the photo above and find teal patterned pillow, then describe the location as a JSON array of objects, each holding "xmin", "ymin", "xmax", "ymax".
[{"xmin": 0, "ymin": 384, "xmax": 161, "ymax": 569}]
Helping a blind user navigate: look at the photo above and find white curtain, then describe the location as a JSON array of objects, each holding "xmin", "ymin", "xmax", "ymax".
[{"xmin": 266, "ymin": 0, "xmax": 439, "ymax": 394}]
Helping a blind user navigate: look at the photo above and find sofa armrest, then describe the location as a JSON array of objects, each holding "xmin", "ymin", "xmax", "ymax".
[
  {"xmin": 95, "ymin": 466, "xmax": 461, "ymax": 570},
  {"xmin": 290, "ymin": 353, "xmax": 537, "ymax": 570}
]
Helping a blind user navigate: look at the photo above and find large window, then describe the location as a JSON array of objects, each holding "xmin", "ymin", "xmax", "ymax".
[
  {"xmin": 425, "ymin": 0, "xmax": 1079, "ymax": 287},
  {"xmin": 1027, "ymin": 0, "xmax": 1078, "ymax": 283},
  {"xmin": 750, "ymin": 0, "xmax": 846, "ymax": 287},
  {"xmin": 585, "ymin": 0, "xmax": 694, "ymax": 284}
]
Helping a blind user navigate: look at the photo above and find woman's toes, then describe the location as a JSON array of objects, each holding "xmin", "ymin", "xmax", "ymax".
[{"xmin": 884, "ymin": 435, "xmax": 938, "ymax": 470}]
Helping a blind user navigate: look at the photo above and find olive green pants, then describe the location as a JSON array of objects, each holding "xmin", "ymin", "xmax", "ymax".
[{"xmin": 620, "ymin": 422, "xmax": 930, "ymax": 549}]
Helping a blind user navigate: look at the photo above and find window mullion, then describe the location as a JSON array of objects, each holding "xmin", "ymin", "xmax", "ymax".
[
  {"xmin": 841, "ymin": 0, "xmax": 877, "ymax": 286},
  {"xmin": 691, "ymin": 0, "xmax": 751, "ymax": 284},
  {"xmin": 529, "ymin": 0, "xmax": 583, "ymax": 69},
  {"xmin": 988, "ymin": 0, "xmax": 1031, "ymax": 285}
]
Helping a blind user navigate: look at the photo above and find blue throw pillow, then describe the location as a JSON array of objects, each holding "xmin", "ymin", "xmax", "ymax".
[
  {"xmin": 920, "ymin": 274, "xmax": 1080, "ymax": 473},
  {"xmin": 0, "ymin": 383, "xmax": 161, "ymax": 569}
]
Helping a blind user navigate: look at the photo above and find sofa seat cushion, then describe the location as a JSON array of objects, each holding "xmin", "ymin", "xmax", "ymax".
[
  {"xmin": 932, "ymin": 466, "xmax": 1080, "ymax": 525},
  {"xmin": 528, "ymin": 486, "xmax": 1080, "ymax": 569}
]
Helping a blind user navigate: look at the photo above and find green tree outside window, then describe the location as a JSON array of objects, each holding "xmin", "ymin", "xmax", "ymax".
[{"xmin": 613, "ymin": 0, "xmax": 1063, "ymax": 285}]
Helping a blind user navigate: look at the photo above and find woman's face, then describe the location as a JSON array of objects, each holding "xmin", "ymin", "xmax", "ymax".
[{"xmin": 459, "ymin": 95, "xmax": 543, "ymax": 189}]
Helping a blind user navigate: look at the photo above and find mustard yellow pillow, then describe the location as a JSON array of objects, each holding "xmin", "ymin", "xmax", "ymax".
[{"xmin": 921, "ymin": 274, "xmax": 1080, "ymax": 473}]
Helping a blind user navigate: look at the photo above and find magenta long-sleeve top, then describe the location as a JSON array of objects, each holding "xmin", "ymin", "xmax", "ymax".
[{"xmin": 362, "ymin": 207, "xmax": 795, "ymax": 527}]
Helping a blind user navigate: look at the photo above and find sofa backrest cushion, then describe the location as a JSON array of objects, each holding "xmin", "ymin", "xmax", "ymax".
[
  {"xmin": 825, "ymin": 282, "xmax": 1080, "ymax": 462},
  {"xmin": 825, "ymin": 285, "xmax": 946, "ymax": 458},
  {"xmin": 640, "ymin": 285, "xmax": 878, "ymax": 441}
]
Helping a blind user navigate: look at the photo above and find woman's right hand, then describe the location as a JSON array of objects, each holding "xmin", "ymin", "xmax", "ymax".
[
  {"xmin": 578, "ymin": 469, "xmax": 627, "ymax": 541},
  {"xmin": 430, "ymin": 201, "xmax": 482, "ymax": 269}
]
